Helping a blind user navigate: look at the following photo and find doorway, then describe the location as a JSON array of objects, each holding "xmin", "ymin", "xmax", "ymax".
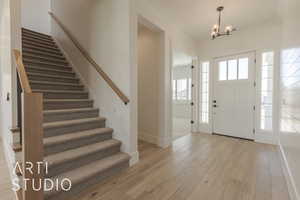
[
  {"xmin": 212, "ymin": 52, "xmax": 256, "ymax": 140},
  {"xmin": 137, "ymin": 22, "xmax": 164, "ymax": 145}
]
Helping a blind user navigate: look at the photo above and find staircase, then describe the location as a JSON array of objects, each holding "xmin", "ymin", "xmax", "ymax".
[{"xmin": 21, "ymin": 28, "xmax": 130, "ymax": 200}]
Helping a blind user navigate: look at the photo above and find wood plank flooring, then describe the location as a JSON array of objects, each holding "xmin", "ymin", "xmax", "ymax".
[{"xmin": 73, "ymin": 133, "xmax": 290, "ymax": 200}]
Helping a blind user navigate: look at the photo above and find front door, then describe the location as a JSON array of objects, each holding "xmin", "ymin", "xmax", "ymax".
[{"xmin": 212, "ymin": 52, "xmax": 256, "ymax": 140}]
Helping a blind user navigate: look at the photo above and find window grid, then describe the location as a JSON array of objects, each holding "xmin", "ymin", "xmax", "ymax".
[
  {"xmin": 218, "ymin": 58, "xmax": 249, "ymax": 81},
  {"xmin": 260, "ymin": 52, "xmax": 274, "ymax": 130},
  {"xmin": 201, "ymin": 62, "xmax": 209, "ymax": 123}
]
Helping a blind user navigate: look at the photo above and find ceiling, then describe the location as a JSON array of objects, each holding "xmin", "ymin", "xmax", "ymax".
[{"xmin": 147, "ymin": 0, "xmax": 281, "ymax": 41}]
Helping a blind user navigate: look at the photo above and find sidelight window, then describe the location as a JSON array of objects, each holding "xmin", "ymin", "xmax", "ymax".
[
  {"xmin": 260, "ymin": 52, "xmax": 274, "ymax": 130},
  {"xmin": 200, "ymin": 62, "xmax": 210, "ymax": 123}
]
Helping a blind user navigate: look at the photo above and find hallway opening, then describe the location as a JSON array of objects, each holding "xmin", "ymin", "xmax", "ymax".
[{"xmin": 137, "ymin": 21, "xmax": 164, "ymax": 145}]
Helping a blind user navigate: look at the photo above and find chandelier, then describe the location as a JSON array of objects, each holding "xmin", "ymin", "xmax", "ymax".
[{"xmin": 211, "ymin": 6, "xmax": 237, "ymax": 40}]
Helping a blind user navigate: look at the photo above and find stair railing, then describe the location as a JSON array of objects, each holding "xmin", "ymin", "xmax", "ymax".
[
  {"xmin": 14, "ymin": 49, "xmax": 44, "ymax": 200},
  {"xmin": 49, "ymin": 12, "xmax": 130, "ymax": 105}
]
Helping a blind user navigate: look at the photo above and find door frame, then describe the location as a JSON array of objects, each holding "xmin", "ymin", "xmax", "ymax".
[{"xmin": 211, "ymin": 51, "xmax": 257, "ymax": 140}]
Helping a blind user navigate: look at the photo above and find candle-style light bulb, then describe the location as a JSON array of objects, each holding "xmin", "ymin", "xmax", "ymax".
[
  {"xmin": 225, "ymin": 25, "xmax": 233, "ymax": 34},
  {"xmin": 213, "ymin": 24, "xmax": 219, "ymax": 32}
]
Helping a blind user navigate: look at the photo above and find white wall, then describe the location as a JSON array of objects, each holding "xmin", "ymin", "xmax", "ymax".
[
  {"xmin": 135, "ymin": 0, "xmax": 196, "ymax": 66},
  {"xmin": 21, "ymin": 0, "xmax": 50, "ymax": 34},
  {"xmin": 0, "ymin": 0, "xmax": 21, "ymax": 182},
  {"xmin": 196, "ymin": 22, "xmax": 282, "ymax": 142},
  {"xmin": 137, "ymin": 24, "xmax": 162, "ymax": 144},
  {"xmin": 51, "ymin": 0, "xmax": 138, "ymax": 165}
]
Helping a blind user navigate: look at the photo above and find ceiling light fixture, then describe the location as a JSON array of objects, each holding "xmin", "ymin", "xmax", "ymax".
[{"xmin": 211, "ymin": 6, "xmax": 237, "ymax": 40}]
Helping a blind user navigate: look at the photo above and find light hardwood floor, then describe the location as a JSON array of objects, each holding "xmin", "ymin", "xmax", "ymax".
[
  {"xmin": 73, "ymin": 133, "xmax": 290, "ymax": 200},
  {"xmin": 0, "ymin": 140, "xmax": 15, "ymax": 200}
]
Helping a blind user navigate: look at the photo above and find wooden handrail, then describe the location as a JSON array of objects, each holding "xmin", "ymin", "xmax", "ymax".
[
  {"xmin": 13, "ymin": 49, "xmax": 32, "ymax": 93},
  {"xmin": 49, "ymin": 12, "xmax": 130, "ymax": 105}
]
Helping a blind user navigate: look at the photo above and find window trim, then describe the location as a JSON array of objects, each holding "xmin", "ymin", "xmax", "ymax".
[{"xmin": 259, "ymin": 51, "xmax": 274, "ymax": 131}]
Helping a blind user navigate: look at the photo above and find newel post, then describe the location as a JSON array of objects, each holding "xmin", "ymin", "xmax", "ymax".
[{"xmin": 22, "ymin": 93, "xmax": 44, "ymax": 200}]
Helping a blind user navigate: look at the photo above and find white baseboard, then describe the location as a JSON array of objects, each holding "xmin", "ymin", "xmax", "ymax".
[
  {"xmin": 157, "ymin": 135, "xmax": 171, "ymax": 148},
  {"xmin": 255, "ymin": 132, "xmax": 276, "ymax": 145},
  {"xmin": 138, "ymin": 131, "xmax": 158, "ymax": 145},
  {"xmin": 278, "ymin": 142, "xmax": 299, "ymax": 200},
  {"xmin": 198, "ymin": 125, "xmax": 212, "ymax": 134},
  {"xmin": 2, "ymin": 139, "xmax": 18, "ymax": 187},
  {"xmin": 129, "ymin": 151, "xmax": 139, "ymax": 166}
]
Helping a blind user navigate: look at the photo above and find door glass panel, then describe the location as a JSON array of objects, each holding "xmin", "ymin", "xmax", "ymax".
[
  {"xmin": 238, "ymin": 58, "xmax": 249, "ymax": 79},
  {"xmin": 228, "ymin": 59, "xmax": 238, "ymax": 80},
  {"xmin": 219, "ymin": 61, "xmax": 227, "ymax": 81}
]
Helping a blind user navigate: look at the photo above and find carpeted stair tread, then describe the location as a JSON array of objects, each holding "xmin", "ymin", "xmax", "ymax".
[
  {"xmin": 30, "ymin": 80, "xmax": 83, "ymax": 87},
  {"xmin": 22, "ymin": 28, "xmax": 52, "ymax": 38},
  {"xmin": 22, "ymin": 45, "xmax": 62, "ymax": 55},
  {"xmin": 23, "ymin": 37, "xmax": 57, "ymax": 47},
  {"xmin": 44, "ymin": 108, "xmax": 98, "ymax": 115},
  {"xmin": 22, "ymin": 40, "xmax": 59, "ymax": 51},
  {"xmin": 24, "ymin": 58, "xmax": 69, "ymax": 67},
  {"xmin": 45, "ymin": 152, "xmax": 130, "ymax": 197},
  {"xmin": 23, "ymin": 48, "xmax": 64, "ymax": 59},
  {"xmin": 22, "ymin": 34, "xmax": 54, "ymax": 43},
  {"xmin": 22, "ymin": 33, "xmax": 53, "ymax": 42},
  {"xmin": 45, "ymin": 139, "xmax": 121, "ymax": 167},
  {"xmin": 43, "ymin": 99, "xmax": 92, "ymax": 103},
  {"xmin": 44, "ymin": 128, "xmax": 113, "ymax": 147},
  {"xmin": 26, "ymin": 66, "xmax": 74, "ymax": 74},
  {"xmin": 43, "ymin": 117, "xmax": 105, "ymax": 129},
  {"xmin": 23, "ymin": 52, "xmax": 65, "ymax": 60},
  {"xmin": 43, "ymin": 107, "xmax": 99, "ymax": 122},
  {"xmin": 28, "ymin": 72, "xmax": 78, "ymax": 80},
  {"xmin": 23, "ymin": 53, "xmax": 68, "ymax": 64},
  {"xmin": 33, "ymin": 89, "xmax": 87, "ymax": 94},
  {"xmin": 43, "ymin": 99, "xmax": 94, "ymax": 110}
]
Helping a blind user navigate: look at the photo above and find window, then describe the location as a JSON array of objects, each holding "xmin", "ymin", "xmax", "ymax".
[
  {"xmin": 219, "ymin": 61, "xmax": 227, "ymax": 81},
  {"xmin": 219, "ymin": 58, "xmax": 249, "ymax": 81},
  {"xmin": 228, "ymin": 59, "xmax": 238, "ymax": 80},
  {"xmin": 173, "ymin": 78, "xmax": 192, "ymax": 101},
  {"xmin": 260, "ymin": 52, "xmax": 274, "ymax": 130},
  {"xmin": 200, "ymin": 62, "xmax": 210, "ymax": 123},
  {"xmin": 188, "ymin": 78, "xmax": 192, "ymax": 100},
  {"xmin": 238, "ymin": 58, "xmax": 249, "ymax": 79},
  {"xmin": 172, "ymin": 80, "xmax": 177, "ymax": 100},
  {"xmin": 177, "ymin": 79, "xmax": 188, "ymax": 100}
]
